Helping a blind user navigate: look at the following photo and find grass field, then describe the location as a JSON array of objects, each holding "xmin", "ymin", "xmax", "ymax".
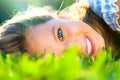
[{"xmin": 0, "ymin": 46, "xmax": 120, "ymax": 80}]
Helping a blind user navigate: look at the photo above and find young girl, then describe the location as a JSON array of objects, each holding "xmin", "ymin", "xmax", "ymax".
[
  {"xmin": 1, "ymin": 0, "xmax": 120, "ymax": 58},
  {"xmin": 0, "ymin": 7, "xmax": 104, "ymax": 56}
]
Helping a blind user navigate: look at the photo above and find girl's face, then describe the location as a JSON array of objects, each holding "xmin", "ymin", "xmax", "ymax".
[{"xmin": 26, "ymin": 18, "xmax": 105, "ymax": 56}]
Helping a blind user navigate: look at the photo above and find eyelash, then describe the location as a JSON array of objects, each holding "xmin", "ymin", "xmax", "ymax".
[{"xmin": 57, "ymin": 28, "xmax": 64, "ymax": 41}]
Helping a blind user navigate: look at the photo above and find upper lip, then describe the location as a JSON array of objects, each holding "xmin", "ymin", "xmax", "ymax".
[{"xmin": 85, "ymin": 35, "xmax": 95, "ymax": 55}]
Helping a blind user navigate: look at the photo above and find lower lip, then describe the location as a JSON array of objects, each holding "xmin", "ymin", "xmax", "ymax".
[{"xmin": 85, "ymin": 35, "xmax": 95, "ymax": 55}]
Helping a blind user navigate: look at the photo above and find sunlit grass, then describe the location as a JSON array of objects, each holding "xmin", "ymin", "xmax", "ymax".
[{"xmin": 0, "ymin": 46, "xmax": 120, "ymax": 80}]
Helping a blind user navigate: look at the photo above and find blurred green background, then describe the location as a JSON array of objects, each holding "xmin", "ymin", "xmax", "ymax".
[{"xmin": 0, "ymin": 0, "xmax": 75, "ymax": 24}]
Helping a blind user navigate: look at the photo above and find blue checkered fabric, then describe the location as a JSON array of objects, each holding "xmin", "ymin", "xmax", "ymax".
[{"xmin": 86, "ymin": 0, "xmax": 120, "ymax": 31}]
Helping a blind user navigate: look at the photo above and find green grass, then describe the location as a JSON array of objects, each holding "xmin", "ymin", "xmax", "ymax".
[{"xmin": 0, "ymin": 46, "xmax": 120, "ymax": 80}]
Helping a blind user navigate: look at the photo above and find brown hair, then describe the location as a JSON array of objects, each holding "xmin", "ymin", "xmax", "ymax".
[{"xmin": 0, "ymin": 7, "xmax": 53, "ymax": 53}]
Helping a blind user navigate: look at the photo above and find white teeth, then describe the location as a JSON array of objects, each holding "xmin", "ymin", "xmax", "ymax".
[{"xmin": 85, "ymin": 37, "xmax": 92, "ymax": 54}]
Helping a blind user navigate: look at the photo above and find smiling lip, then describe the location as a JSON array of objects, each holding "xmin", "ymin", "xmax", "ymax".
[{"xmin": 85, "ymin": 35, "xmax": 95, "ymax": 55}]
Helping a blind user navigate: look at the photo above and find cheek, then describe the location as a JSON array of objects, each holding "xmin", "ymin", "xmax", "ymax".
[
  {"xmin": 64, "ymin": 35, "xmax": 86, "ymax": 53},
  {"xmin": 46, "ymin": 45, "xmax": 65, "ymax": 56},
  {"xmin": 31, "ymin": 35, "xmax": 65, "ymax": 56}
]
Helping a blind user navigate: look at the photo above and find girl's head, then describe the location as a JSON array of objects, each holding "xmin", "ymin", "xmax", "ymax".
[{"xmin": 0, "ymin": 7, "xmax": 105, "ymax": 56}]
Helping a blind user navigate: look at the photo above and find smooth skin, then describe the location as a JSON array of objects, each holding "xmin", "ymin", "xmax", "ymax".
[{"xmin": 25, "ymin": 18, "xmax": 105, "ymax": 56}]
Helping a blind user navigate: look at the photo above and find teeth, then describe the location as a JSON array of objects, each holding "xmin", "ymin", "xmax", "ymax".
[{"xmin": 85, "ymin": 37, "xmax": 92, "ymax": 54}]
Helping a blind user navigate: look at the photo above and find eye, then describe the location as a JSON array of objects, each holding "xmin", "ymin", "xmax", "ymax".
[{"xmin": 57, "ymin": 28, "xmax": 64, "ymax": 41}]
